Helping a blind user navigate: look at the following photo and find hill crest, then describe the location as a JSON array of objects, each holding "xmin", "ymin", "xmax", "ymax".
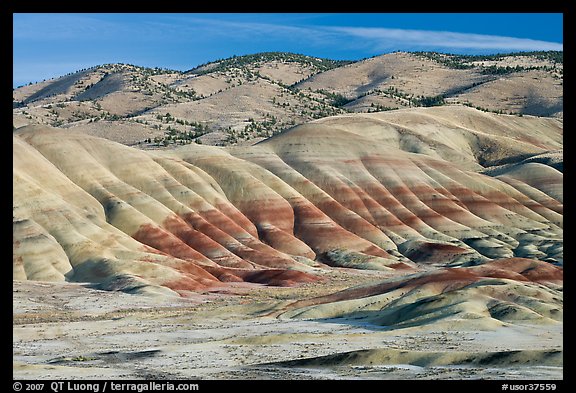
[{"xmin": 13, "ymin": 50, "xmax": 563, "ymax": 147}]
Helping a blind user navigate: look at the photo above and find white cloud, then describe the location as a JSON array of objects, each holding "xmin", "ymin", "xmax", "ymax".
[
  {"xmin": 165, "ymin": 17, "xmax": 563, "ymax": 52},
  {"xmin": 13, "ymin": 14, "xmax": 563, "ymax": 53},
  {"xmin": 327, "ymin": 26, "xmax": 563, "ymax": 52}
]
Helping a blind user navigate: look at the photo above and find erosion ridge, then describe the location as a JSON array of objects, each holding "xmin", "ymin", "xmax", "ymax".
[{"xmin": 14, "ymin": 106, "xmax": 562, "ymax": 326}]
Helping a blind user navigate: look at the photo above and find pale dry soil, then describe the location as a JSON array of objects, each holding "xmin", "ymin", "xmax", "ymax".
[{"xmin": 13, "ymin": 268, "xmax": 563, "ymax": 380}]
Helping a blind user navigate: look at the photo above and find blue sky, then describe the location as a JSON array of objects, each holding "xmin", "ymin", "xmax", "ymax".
[{"xmin": 13, "ymin": 13, "xmax": 563, "ymax": 88}]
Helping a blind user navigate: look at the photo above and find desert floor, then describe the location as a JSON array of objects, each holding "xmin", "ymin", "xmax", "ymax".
[{"xmin": 13, "ymin": 268, "xmax": 562, "ymax": 380}]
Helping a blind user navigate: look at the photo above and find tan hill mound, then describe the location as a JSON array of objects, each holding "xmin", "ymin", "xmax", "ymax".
[
  {"xmin": 453, "ymin": 70, "xmax": 563, "ymax": 118},
  {"xmin": 482, "ymin": 150, "xmax": 563, "ymax": 205},
  {"xmin": 297, "ymin": 51, "xmax": 486, "ymax": 101},
  {"xmin": 302, "ymin": 105, "xmax": 562, "ymax": 169},
  {"xmin": 297, "ymin": 52, "xmax": 562, "ymax": 118},
  {"xmin": 276, "ymin": 257, "xmax": 562, "ymax": 328}
]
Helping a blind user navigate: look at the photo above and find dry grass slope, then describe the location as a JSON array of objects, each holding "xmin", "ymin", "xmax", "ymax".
[{"xmin": 13, "ymin": 51, "xmax": 562, "ymax": 147}]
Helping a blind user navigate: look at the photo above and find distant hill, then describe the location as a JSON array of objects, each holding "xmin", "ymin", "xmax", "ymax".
[{"xmin": 13, "ymin": 51, "xmax": 563, "ymax": 147}]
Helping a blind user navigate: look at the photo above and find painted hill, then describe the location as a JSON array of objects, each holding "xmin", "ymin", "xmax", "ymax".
[{"xmin": 14, "ymin": 107, "xmax": 562, "ymax": 329}]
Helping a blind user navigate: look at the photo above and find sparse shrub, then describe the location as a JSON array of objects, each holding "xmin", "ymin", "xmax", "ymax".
[{"xmin": 411, "ymin": 95, "xmax": 445, "ymax": 107}]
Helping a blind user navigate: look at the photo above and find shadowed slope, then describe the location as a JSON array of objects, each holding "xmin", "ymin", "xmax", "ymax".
[{"xmin": 265, "ymin": 347, "xmax": 562, "ymax": 369}]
